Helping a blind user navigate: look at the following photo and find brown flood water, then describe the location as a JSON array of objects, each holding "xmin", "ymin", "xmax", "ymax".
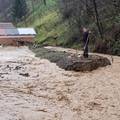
[{"xmin": 0, "ymin": 46, "xmax": 120, "ymax": 120}]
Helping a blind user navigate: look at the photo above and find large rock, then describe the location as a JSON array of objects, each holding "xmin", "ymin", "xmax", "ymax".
[{"xmin": 57, "ymin": 55, "xmax": 111, "ymax": 71}]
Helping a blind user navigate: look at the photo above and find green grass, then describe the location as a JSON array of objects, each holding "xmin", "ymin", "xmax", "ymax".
[
  {"xmin": 34, "ymin": 12, "xmax": 58, "ymax": 42},
  {"xmin": 30, "ymin": 47, "xmax": 70, "ymax": 63},
  {"xmin": 29, "ymin": 11, "xmax": 68, "ymax": 46}
]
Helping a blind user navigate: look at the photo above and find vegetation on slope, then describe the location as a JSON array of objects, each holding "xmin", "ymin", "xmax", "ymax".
[
  {"xmin": 25, "ymin": 0, "xmax": 120, "ymax": 55},
  {"xmin": 24, "ymin": 0, "xmax": 71, "ymax": 47},
  {"xmin": 1, "ymin": 0, "xmax": 119, "ymax": 55}
]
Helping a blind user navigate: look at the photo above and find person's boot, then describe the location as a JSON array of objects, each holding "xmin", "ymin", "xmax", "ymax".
[{"xmin": 83, "ymin": 53, "xmax": 88, "ymax": 58}]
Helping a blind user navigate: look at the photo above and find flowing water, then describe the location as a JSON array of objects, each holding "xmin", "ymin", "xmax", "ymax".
[{"xmin": 0, "ymin": 46, "xmax": 120, "ymax": 120}]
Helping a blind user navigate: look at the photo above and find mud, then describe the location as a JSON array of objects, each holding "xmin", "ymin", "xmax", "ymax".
[{"xmin": 0, "ymin": 46, "xmax": 120, "ymax": 120}]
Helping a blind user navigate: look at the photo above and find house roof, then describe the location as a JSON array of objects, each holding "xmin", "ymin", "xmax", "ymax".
[
  {"xmin": 0, "ymin": 23, "xmax": 36, "ymax": 37},
  {"xmin": 0, "ymin": 29, "xmax": 7, "ymax": 36},
  {"xmin": 0, "ymin": 23, "xmax": 15, "ymax": 29},
  {"xmin": 6, "ymin": 29, "xmax": 19, "ymax": 36},
  {"xmin": 0, "ymin": 28, "xmax": 36, "ymax": 36},
  {"xmin": 17, "ymin": 28, "xmax": 36, "ymax": 35},
  {"xmin": 0, "ymin": 28, "xmax": 19, "ymax": 36}
]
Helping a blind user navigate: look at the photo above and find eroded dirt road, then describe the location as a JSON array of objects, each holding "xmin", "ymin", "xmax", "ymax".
[{"xmin": 0, "ymin": 46, "xmax": 120, "ymax": 120}]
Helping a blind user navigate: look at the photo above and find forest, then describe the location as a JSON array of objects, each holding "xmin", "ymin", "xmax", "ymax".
[{"xmin": 0, "ymin": 0, "xmax": 120, "ymax": 55}]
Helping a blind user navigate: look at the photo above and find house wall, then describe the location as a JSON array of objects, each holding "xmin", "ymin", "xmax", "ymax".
[
  {"xmin": 0, "ymin": 36, "xmax": 35, "ymax": 46},
  {"xmin": 0, "ymin": 38, "xmax": 17, "ymax": 46}
]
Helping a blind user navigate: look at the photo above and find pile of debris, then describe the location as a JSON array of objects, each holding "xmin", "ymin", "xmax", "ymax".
[
  {"xmin": 32, "ymin": 47, "xmax": 111, "ymax": 72},
  {"xmin": 57, "ymin": 55, "xmax": 111, "ymax": 71}
]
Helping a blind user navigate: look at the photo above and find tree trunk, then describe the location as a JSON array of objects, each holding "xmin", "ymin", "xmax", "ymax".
[
  {"xmin": 92, "ymin": 0, "xmax": 103, "ymax": 39},
  {"xmin": 31, "ymin": 0, "xmax": 35, "ymax": 20},
  {"xmin": 43, "ymin": 0, "xmax": 46, "ymax": 5}
]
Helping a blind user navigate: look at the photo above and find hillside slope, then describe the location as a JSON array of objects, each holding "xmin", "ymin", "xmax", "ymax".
[
  {"xmin": 23, "ymin": 0, "xmax": 69, "ymax": 47},
  {"xmin": 20, "ymin": 0, "xmax": 120, "ymax": 55}
]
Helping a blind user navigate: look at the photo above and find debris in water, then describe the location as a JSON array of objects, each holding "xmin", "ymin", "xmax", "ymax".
[{"xmin": 19, "ymin": 73, "xmax": 30, "ymax": 77}]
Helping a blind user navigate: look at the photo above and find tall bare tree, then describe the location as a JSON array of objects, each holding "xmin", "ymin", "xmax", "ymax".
[{"xmin": 92, "ymin": 0, "xmax": 103, "ymax": 39}]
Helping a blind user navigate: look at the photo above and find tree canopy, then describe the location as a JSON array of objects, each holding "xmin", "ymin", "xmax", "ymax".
[{"xmin": 12, "ymin": 0, "xmax": 28, "ymax": 22}]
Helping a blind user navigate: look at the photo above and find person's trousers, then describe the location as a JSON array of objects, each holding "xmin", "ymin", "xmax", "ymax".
[{"xmin": 83, "ymin": 46, "xmax": 88, "ymax": 58}]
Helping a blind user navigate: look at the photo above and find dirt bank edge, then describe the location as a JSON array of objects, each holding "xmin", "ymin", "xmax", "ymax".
[{"xmin": 30, "ymin": 46, "xmax": 111, "ymax": 71}]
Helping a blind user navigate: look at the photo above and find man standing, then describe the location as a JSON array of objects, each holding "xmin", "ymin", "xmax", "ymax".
[{"xmin": 82, "ymin": 27, "xmax": 90, "ymax": 58}]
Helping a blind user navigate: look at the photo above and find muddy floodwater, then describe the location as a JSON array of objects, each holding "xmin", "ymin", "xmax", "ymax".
[{"xmin": 0, "ymin": 46, "xmax": 120, "ymax": 120}]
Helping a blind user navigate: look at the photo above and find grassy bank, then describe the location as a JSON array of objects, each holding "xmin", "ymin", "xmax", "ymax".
[{"xmin": 30, "ymin": 46, "xmax": 70, "ymax": 63}]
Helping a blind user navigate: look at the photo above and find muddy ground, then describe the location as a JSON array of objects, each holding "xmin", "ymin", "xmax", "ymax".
[{"xmin": 0, "ymin": 46, "xmax": 120, "ymax": 120}]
